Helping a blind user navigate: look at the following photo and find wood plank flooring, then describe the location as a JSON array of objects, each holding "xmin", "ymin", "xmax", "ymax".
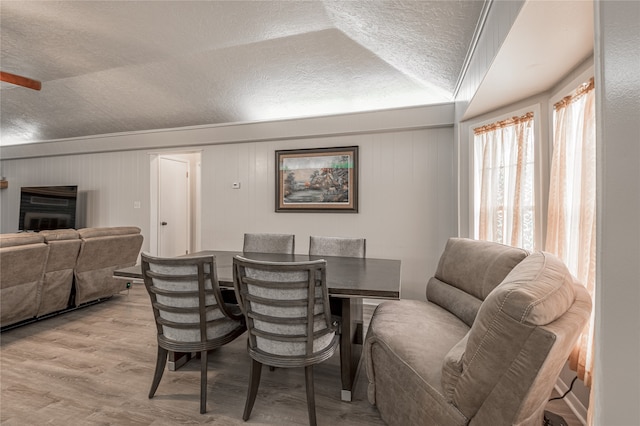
[
  {"xmin": 0, "ymin": 284, "xmax": 582, "ymax": 425},
  {"xmin": 0, "ymin": 285, "xmax": 382, "ymax": 426}
]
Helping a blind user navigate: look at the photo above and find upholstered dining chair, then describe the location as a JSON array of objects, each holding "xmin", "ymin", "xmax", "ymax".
[
  {"xmin": 309, "ymin": 236, "xmax": 366, "ymax": 258},
  {"xmin": 232, "ymin": 256, "xmax": 339, "ymax": 426},
  {"xmin": 141, "ymin": 253, "xmax": 246, "ymax": 414},
  {"xmin": 309, "ymin": 235, "xmax": 366, "ymax": 339},
  {"xmin": 243, "ymin": 233, "xmax": 295, "ymax": 254}
]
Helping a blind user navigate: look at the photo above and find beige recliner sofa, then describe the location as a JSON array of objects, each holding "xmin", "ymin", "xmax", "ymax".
[
  {"xmin": 0, "ymin": 226, "xmax": 144, "ymax": 329},
  {"xmin": 364, "ymin": 238, "xmax": 592, "ymax": 426}
]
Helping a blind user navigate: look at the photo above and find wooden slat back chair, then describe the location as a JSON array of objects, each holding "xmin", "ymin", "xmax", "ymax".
[
  {"xmin": 233, "ymin": 256, "xmax": 339, "ymax": 426},
  {"xmin": 141, "ymin": 253, "xmax": 246, "ymax": 414},
  {"xmin": 309, "ymin": 236, "xmax": 366, "ymax": 258},
  {"xmin": 243, "ymin": 233, "xmax": 295, "ymax": 254}
]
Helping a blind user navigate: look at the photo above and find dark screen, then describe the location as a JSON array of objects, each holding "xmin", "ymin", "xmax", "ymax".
[{"xmin": 19, "ymin": 186, "xmax": 78, "ymax": 231}]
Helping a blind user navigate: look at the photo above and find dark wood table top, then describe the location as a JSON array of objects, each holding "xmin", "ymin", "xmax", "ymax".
[{"xmin": 115, "ymin": 250, "xmax": 401, "ymax": 299}]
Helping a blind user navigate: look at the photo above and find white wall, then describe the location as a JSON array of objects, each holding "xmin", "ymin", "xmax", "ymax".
[
  {"xmin": 0, "ymin": 151, "xmax": 150, "ymax": 235},
  {"xmin": 594, "ymin": 1, "xmax": 640, "ymax": 425},
  {"xmin": 200, "ymin": 128, "xmax": 455, "ymax": 300},
  {"xmin": 0, "ymin": 105, "xmax": 456, "ymax": 301}
]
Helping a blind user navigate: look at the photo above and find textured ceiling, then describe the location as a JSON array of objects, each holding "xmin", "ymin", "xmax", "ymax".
[{"xmin": 0, "ymin": 0, "xmax": 485, "ymax": 146}]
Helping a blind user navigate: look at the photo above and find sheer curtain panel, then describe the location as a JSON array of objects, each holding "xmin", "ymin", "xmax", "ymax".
[
  {"xmin": 546, "ymin": 78, "xmax": 596, "ymax": 392},
  {"xmin": 474, "ymin": 112, "xmax": 535, "ymax": 250}
]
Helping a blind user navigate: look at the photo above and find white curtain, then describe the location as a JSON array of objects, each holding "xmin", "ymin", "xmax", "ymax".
[
  {"xmin": 474, "ymin": 112, "xmax": 535, "ymax": 250},
  {"xmin": 546, "ymin": 78, "xmax": 596, "ymax": 392}
]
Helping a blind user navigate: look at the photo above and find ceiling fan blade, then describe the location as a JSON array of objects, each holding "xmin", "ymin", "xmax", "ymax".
[{"xmin": 0, "ymin": 71, "xmax": 42, "ymax": 90}]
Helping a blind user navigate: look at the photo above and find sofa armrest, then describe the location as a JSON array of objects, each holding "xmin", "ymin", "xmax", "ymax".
[{"xmin": 441, "ymin": 332, "xmax": 469, "ymax": 402}]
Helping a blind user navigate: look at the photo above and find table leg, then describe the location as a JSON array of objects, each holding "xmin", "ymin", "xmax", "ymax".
[
  {"xmin": 331, "ymin": 296, "xmax": 364, "ymax": 402},
  {"xmin": 168, "ymin": 352, "xmax": 191, "ymax": 371}
]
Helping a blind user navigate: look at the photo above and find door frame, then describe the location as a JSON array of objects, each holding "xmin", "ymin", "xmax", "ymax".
[{"xmin": 149, "ymin": 150, "xmax": 202, "ymax": 256}]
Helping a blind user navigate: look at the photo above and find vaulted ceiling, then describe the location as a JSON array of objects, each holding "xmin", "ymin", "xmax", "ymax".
[{"xmin": 0, "ymin": 0, "xmax": 486, "ymax": 146}]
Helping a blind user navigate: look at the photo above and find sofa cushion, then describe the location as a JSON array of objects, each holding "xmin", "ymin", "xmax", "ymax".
[
  {"xmin": 496, "ymin": 252, "xmax": 576, "ymax": 326},
  {"xmin": 0, "ymin": 235, "xmax": 49, "ymax": 326},
  {"xmin": 427, "ymin": 238, "xmax": 529, "ymax": 326},
  {"xmin": 365, "ymin": 299, "xmax": 470, "ymax": 399},
  {"xmin": 74, "ymin": 227, "xmax": 143, "ymax": 305},
  {"xmin": 78, "ymin": 226, "xmax": 141, "ymax": 239},
  {"xmin": 37, "ymin": 230, "xmax": 82, "ymax": 317},
  {"xmin": 365, "ymin": 299, "xmax": 470, "ymax": 425},
  {"xmin": 39, "ymin": 229, "xmax": 79, "ymax": 241},
  {"xmin": 0, "ymin": 232, "xmax": 44, "ymax": 248},
  {"xmin": 441, "ymin": 251, "xmax": 577, "ymax": 418}
]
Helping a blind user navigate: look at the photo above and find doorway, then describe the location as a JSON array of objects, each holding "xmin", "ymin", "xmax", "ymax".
[{"xmin": 149, "ymin": 151, "xmax": 201, "ymax": 257}]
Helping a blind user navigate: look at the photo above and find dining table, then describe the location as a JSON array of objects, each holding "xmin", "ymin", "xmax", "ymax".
[{"xmin": 114, "ymin": 250, "xmax": 402, "ymax": 402}]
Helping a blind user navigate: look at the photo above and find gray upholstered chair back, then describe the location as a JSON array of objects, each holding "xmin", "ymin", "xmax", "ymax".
[
  {"xmin": 233, "ymin": 256, "xmax": 339, "ymax": 425},
  {"xmin": 233, "ymin": 256, "xmax": 338, "ymax": 365},
  {"xmin": 141, "ymin": 253, "xmax": 246, "ymax": 414},
  {"xmin": 142, "ymin": 253, "xmax": 245, "ymax": 347},
  {"xmin": 309, "ymin": 235, "xmax": 366, "ymax": 258},
  {"xmin": 243, "ymin": 233, "xmax": 295, "ymax": 254}
]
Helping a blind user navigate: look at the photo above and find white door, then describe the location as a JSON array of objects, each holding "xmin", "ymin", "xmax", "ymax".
[{"xmin": 159, "ymin": 157, "xmax": 189, "ymax": 257}]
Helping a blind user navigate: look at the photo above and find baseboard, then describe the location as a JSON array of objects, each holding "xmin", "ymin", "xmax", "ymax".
[{"xmin": 554, "ymin": 378, "xmax": 588, "ymax": 425}]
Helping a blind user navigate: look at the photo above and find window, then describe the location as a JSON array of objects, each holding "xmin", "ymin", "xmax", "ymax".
[{"xmin": 473, "ymin": 112, "xmax": 535, "ymax": 250}]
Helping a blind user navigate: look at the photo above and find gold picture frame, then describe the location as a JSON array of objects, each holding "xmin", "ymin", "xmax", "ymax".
[{"xmin": 276, "ymin": 146, "xmax": 358, "ymax": 213}]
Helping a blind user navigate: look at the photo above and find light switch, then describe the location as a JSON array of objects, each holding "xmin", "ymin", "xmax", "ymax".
[
  {"xmin": 232, "ymin": 182, "xmax": 241, "ymax": 189},
  {"xmin": 133, "ymin": 201, "xmax": 141, "ymax": 209}
]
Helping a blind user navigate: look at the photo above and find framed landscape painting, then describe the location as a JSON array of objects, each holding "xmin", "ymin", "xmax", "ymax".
[{"xmin": 276, "ymin": 146, "xmax": 358, "ymax": 212}]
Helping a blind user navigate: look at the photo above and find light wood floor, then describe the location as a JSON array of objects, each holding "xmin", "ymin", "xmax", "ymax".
[{"xmin": 0, "ymin": 284, "xmax": 581, "ymax": 425}]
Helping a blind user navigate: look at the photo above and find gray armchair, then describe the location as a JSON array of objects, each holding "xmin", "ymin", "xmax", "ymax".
[
  {"xmin": 141, "ymin": 253, "xmax": 246, "ymax": 414},
  {"xmin": 364, "ymin": 238, "xmax": 592, "ymax": 425},
  {"xmin": 233, "ymin": 256, "xmax": 339, "ymax": 426}
]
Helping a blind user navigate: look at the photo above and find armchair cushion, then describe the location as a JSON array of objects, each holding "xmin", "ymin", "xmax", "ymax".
[
  {"xmin": 427, "ymin": 238, "xmax": 528, "ymax": 326},
  {"xmin": 365, "ymin": 299, "xmax": 469, "ymax": 425}
]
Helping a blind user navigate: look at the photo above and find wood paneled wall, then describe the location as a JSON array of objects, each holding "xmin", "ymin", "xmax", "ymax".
[
  {"xmin": 0, "ymin": 106, "xmax": 455, "ymax": 301},
  {"xmin": 0, "ymin": 151, "xmax": 150, "ymax": 232},
  {"xmin": 200, "ymin": 128, "xmax": 455, "ymax": 300}
]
